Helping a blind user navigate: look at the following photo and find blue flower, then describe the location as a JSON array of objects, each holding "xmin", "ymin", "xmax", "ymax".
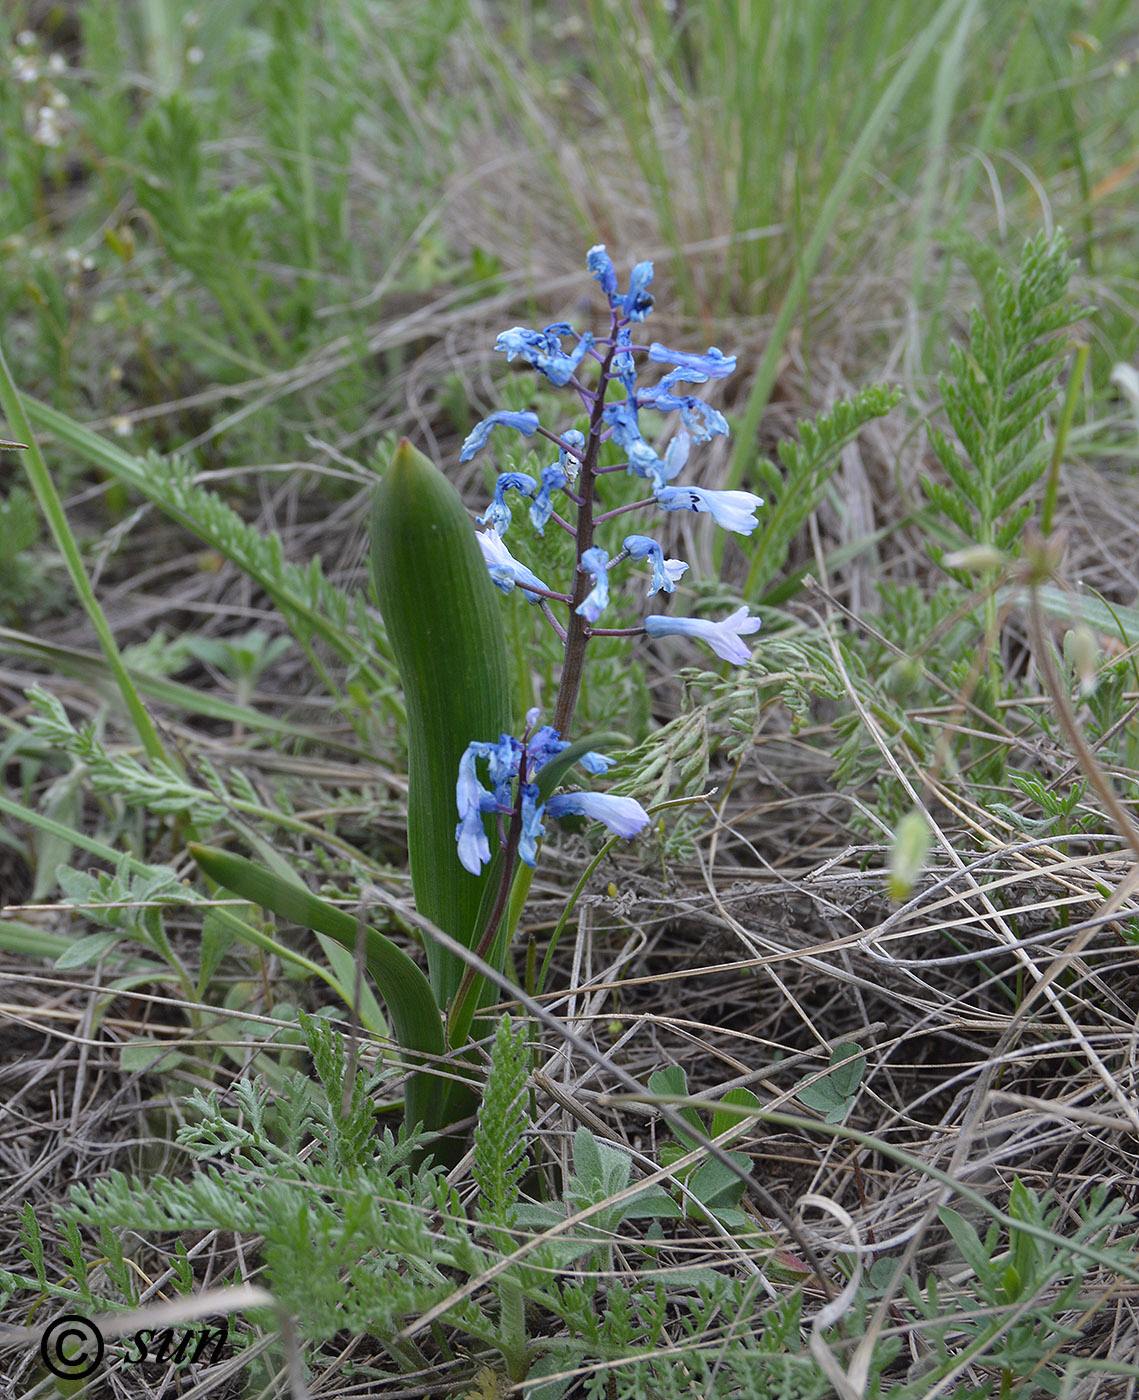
[
  {"xmin": 637, "ymin": 384, "xmax": 730, "ymax": 442},
  {"xmin": 455, "ymin": 742, "xmax": 496, "ymax": 874},
  {"xmin": 579, "ymin": 750, "xmax": 614, "ymax": 774},
  {"xmin": 477, "ymin": 471, "xmax": 537, "ymax": 535},
  {"xmin": 518, "ymin": 782, "xmax": 546, "ymax": 865},
  {"xmin": 648, "ymin": 344, "xmax": 737, "ymax": 380},
  {"xmin": 558, "ymin": 428, "xmax": 586, "ymax": 486},
  {"xmin": 622, "ymin": 534, "xmax": 688, "ymax": 596},
  {"xmin": 545, "ymin": 789, "xmax": 651, "ymax": 838},
  {"xmin": 454, "ymin": 718, "xmax": 648, "ymax": 871},
  {"xmin": 627, "ymin": 431, "xmax": 689, "ymax": 491},
  {"xmin": 587, "ymin": 245, "xmax": 654, "ymax": 321},
  {"xmin": 459, "ymin": 410, "xmax": 541, "ymax": 463},
  {"xmin": 643, "ymin": 605, "xmax": 762, "ymax": 665},
  {"xmin": 529, "ymin": 463, "xmax": 567, "ymax": 535},
  {"xmin": 587, "ymin": 244, "xmax": 618, "ymax": 298},
  {"xmin": 619, "ymin": 260, "xmax": 655, "ymax": 321},
  {"xmin": 575, "ymin": 546, "xmax": 610, "ymax": 622},
  {"xmin": 526, "ymin": 724, "xmax": 569, "ymax": 771},
  {"xmin": 476, "ymin": 528, "xmax": 550, "ymax": 603},
  {"xmin": 612, "ymin": 325, "xmax": 637, "ymax": 397},
  {"xmin": 495, "ymin": 324, "xmax": 594, "ymax": 387},
  {"xmin": 654, "ymin": 484, "xmax": 764, "ymax": 535},
  {"xmin": 660, "ymin": 430, "xmax": 690, "ymax": 484},
  {"xmin": 626, "ymin": 439, "xmax": 663, "ymax": 482},
  {"xmin": 602, "ymin": 399, "xmax": 643, "ymax": 450}
]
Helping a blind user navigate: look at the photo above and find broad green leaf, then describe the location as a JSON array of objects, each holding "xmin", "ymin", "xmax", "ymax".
[
  {"xmin": 571, "ymin": 1127, "xmax": 633, "ymax": 1202},
  {"xmin": 647, "ymin": 1065, "xmax": 704, "ymax": 1146},
  {"xmin": 370, "ymin": 439, "xmax": 512, "ymax": 1008},
  {"xmin": 120, "ymin": 1040, "xmax": 186, "ymax": 1073},
  {"xmin": 710, "ymin": 1086, "xmax": 761, "ymax": 1143},
  {"xmin": 689, "ymin": 1155, "xmax": 748, "ymax": 1212},
  {"xmin": 797, "ymin": 1043, "xmax": 865, "ymax": 1122},
  {"xmin": 828, "ymin": 1043, "xmax": 866, "ymax": 1098}
]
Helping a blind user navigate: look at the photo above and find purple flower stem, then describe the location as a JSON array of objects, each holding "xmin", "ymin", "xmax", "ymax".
[
  {"xmin": 449, "ymin": 802, "xmax": 523, "ymax": 1041},
  {"xmin": 552, "ymin": 328, "xmax": 619, "ymax": 739},
  {"xmin": 546, "ymin": 510, "xmax": 580, "ymax": 537},
  {"xmin": 515, "ymin": 582, "xmax": 574, "ymax": 604},
  {"xmin": 541, "ymin": 602, "xmax": 568, "ymax": 641}
]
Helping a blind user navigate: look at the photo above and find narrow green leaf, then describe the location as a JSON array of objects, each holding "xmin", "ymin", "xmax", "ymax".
[
  {"xmin": 0, "ymin": 339, "xmax": 170, "ymax": 766},
  {"xmin": 54, "ymin": 932, "xmax": 121, "ymax": 970},
  {"xmin": 188, "ymin": 843, "xmax": 444, "ymax": 1133},
  {"xmin": 937, "ymin": 1205, "xmax": 993, "ymax": 1282}
]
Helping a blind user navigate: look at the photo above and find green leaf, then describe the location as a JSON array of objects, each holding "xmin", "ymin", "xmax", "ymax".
[
  {"xmin": 473, "ymin": 1015, "xmax": 531, "ymax": 1233},
  {"xmin": 188, "ymin": 843, "xmax": 444, "ymax": 1134},
  {"xmin": 828, "ymin": 1043, "xmax": 866, "ymax": 1098},
  {"xmin": 120, "ymin": 1040, "xmax": 186, "ymax": 1073},
  {"xmin": 54, "ymin": 932, "xmax": 121, "ymax": 970},
  {"xmin": 796, "ymin": 1043, "xmax": 865, "ymax": 1123},
  {"xmin": 710, "ymin": 1086, "xmax": 761, "ymax": 1143},
  {"xmin": 937, "ymin": 1205, "xmax": 993, "ymax": 1283},
  {"xmin": 370, "ymin": 439, "xmax": 512, "ymax": 1009},
  {"xmin": 313, "ymin": 934, "xmax": 388, "ymax": 1040},
  {"xmin": 689, "ymin": 1156, "xmax": 748, "ymax": 1212},
  {"xmin": 571, "ymin": 1126, "xmax": 632, "ymax": 1202},
  {"xmin": 198, "ymin": 905, "xmax": 237, "ymax": 994},
  {"xmin": 623, "ymin": 1190, "xmax": 683, "ymax": 1221},
  {"xmin": 647, "ymin": 1065, "xmax": 704, "ymax": 1147}
]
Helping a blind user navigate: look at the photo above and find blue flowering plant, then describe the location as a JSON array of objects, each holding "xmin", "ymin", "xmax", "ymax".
[
  {"xmin": 191, "ymin": 248, "xmax": 762, "ymax": 1147},
  {"xmin": 463, "ymin": 244, "xmax": 763, "ymax": 741}
]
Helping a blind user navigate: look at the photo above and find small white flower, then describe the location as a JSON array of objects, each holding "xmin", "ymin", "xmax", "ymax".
[{"xmin": 32, "ymin": 106, "xmax": 62, "ymax": 147}]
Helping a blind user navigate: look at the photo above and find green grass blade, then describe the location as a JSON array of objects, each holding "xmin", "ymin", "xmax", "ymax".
[
  {"xmin": 18, "ymin": 395, "xmax": 391, "ymax": 698},
  {"xmin": 726, "ymin": 0, "xmax": 967, "ymax": 492},
  {"xmin": 0, "ymin": 340, "xmax": 170, "ymax": 767}
]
